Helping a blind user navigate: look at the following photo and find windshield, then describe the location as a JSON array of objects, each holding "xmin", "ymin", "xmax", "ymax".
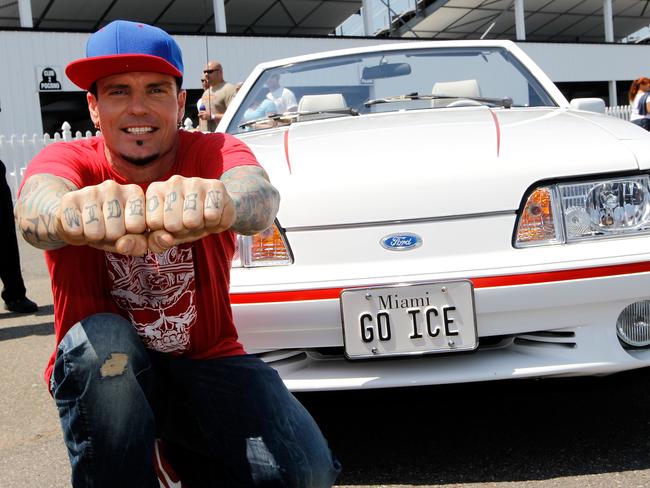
[{"xmin": 226, "ymin": 46, "xmax": 556, "ymax": 135}]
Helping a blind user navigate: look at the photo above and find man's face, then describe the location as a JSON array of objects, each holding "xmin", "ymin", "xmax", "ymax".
[
  {"xmin": 87, "ymin": 72, "xmax": 186, "ymax": 170},
  {"xmin": 203, "ymin": 62, "xmax": 224, "ymax": 86},
  {"xmin": 266, "ymin": 74, "xmax": 280, "ymax": 91}
]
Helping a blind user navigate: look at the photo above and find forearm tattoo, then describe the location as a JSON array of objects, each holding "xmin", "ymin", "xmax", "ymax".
[
  {"xmin": 15, "ymin": 174, "xmax": 77, "ymax": 250},
  {"xmin": 221, "ymin": 166, "xmax": 280, "ymax": 235}
]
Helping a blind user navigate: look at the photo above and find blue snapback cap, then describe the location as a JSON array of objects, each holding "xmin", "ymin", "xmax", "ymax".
[{"xmin": 66, "ymin": 20, "xmax": 184, "ymax": 90}]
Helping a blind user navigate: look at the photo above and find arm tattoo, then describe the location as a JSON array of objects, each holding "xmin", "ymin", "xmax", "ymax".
[
  {"xmin": 15, "ymin": 174, "xmax": 78, "ymax": 250},
  {"xmin": 221, "ymin": 166, "xmax": 280, "ymax": 235},
  {"xmin": 22, "ymin": 215, "xmax": 59, "ymax": 249}
]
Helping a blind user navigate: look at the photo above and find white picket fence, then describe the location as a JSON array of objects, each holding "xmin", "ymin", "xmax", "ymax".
[
  {"xmin": 0, "ymin": 122, "xmax": 99, "ymax": 200},
  {"xmin": 605, "ymin": 104, "xmax": 631, "ymax": 121},
  {"xmin": 0, "ymin": 109, "xmax": 635, "ymax": 200},
  {"xmin": 0, "ymin": 118, "xmax": 195, "ymax": 201}
]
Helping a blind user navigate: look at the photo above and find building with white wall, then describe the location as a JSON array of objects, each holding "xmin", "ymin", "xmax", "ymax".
[
  {"xmin": 2, "ymin": 28, "xmax": 650, "ymax": 138},
  {"xmin": 2, "ymin": 0, "xmax": 650, "ymax": 137}
]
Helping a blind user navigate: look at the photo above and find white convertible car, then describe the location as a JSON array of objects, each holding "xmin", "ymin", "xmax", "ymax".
[{"xmin": 218, "ymin": 40, "xmax": 650, "ymax": 392}]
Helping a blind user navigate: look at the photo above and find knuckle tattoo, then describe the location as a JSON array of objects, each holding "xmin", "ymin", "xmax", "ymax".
[
  {"xmin": 184, "ymin": 193, "xmax": 199, "ymax": 211},
  {"xmin": 84, "ymin": 204, "xmax": 99, "ymax": 224},
  {"xmin": 106, "ymin": 199, "xmax": 122, "ymax": 219},
  {"xmin": 205, "ymin": 190, "xmax": 221, "ymax": 209},
  {"xmin": 63, "ymin": 207, "xmax": 81, "ymax": 227},
  {"xmin": 147, "ymin": 195, "xmax": 159, "ymax": 212},
  {"xmin": 165, "ymin": 192, "xmax": 178, "ymax": 212},
  {"xmin": 129, "ymin": 198, "xmax": 144, "ymax": 216}
]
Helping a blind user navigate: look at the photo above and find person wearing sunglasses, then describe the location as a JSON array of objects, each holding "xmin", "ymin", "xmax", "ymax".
[
  {"xmin": 198, "ymin": 61, "xmax": 237, "ymax": 132},
  {"xmin": 196, "ymin": 76, "xmax": 209, "ymax": 110}
]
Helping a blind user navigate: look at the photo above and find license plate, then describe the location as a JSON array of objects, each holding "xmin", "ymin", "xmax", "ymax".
[{"xmin": 340, "ymin": 280, "xmax": 477, "ymax": 359}]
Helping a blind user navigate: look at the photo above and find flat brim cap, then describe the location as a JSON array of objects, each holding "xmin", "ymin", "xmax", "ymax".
[{"xmin": 65, "ymin": 20, "xmax": 183, "ymax": 90}]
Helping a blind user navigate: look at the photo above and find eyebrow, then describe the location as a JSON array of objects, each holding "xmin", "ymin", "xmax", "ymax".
[{"xmin": 100, "ymin": 80, "xmax": 175, "ymax": 92}]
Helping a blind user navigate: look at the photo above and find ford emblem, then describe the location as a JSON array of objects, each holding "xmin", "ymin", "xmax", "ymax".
[{"xmin": 380, "ymin": 233, "xmax": 423, "ymax": 251}]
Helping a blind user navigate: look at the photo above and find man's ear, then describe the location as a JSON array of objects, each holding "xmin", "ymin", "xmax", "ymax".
[
  {"xmin": 177, "ymin": 89, "xmax": 187, "ymax": 125},
  {"xmin": 87, "ymin": 92, "xmax": 100, "ymax": 128}
]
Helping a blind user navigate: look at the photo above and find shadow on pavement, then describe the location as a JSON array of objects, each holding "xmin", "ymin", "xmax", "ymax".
[
  {"xmin": 299, "ymin": 368, "xmax": 650, "ymax": 486},
  {"xmin": 0, "ymin": 304, "xmax": 54, "ymax": 319},
  {"xmin": 0, "ymin": 321, "xmax": 54, "ymax": 341}
]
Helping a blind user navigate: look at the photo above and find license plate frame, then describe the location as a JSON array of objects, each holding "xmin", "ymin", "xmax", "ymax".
[{"xmin": 340, "ymin": 280, "xmax": 477, "ymax": 360}]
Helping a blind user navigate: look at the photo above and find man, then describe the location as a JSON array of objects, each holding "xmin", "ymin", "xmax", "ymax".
[
  {"xmin": 198, "ymin": 60, "xmax": 237, "ymax": 132},
  {"xmin": 195, "ymin": 75, "xmax": 208, "ymax": 120},
  {"xmin": 0, "ymin": 159, "xmax": 37, "ymax": 313},
  {"xmin": 15, "ymin": 20, "xmax": 340, "ymax": 488},
  {"xmin": 266, "ymin": 72, "xmax": 298, "ymax": 113}
]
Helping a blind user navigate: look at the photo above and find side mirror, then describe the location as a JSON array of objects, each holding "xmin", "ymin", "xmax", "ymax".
[{"xmin": 569, "ymin": 98, "xmax": 606, "ymax": 114}]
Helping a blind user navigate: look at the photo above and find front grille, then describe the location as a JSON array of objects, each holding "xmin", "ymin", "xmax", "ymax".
[
  {"xmin": 256, "ymin": 329, "xmax": 578, "ymax": 366},
  {"xmin": 513, "ymin": 330, "xmax": 577, "ymax": 348},
  {"xmin": 257, "ymin": 349, "xmax": 307, "ymax": 364}
]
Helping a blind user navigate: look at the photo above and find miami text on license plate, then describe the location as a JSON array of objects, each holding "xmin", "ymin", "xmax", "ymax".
[{"xmin": 340, "ymin": 280, "xmax": 477, "ymax": 359}]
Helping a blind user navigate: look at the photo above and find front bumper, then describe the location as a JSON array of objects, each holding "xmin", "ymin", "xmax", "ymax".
[{"xmin": 232, "ymin": 263, "xmax": 650, "ymax": 391}]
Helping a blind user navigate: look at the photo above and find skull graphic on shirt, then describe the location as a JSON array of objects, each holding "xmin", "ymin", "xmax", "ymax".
[{"xmin": 105, "ymin": 245, "xmax": 197, "ymax": 353}]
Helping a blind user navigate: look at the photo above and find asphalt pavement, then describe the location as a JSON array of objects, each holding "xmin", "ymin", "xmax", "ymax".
[{"xmin": 0, "ymin": 230, "xmax": 70, "ymax": 487}]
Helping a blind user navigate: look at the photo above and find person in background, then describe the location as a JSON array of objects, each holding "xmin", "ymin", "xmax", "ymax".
[
  {"xmin": 15, "ymin": 20, "xmax": 340, "ymax": 488},
  {"xmin": 198, "ymin": 60, "xmax": 237, "ymax": 132},
  {"xmin": 240, "ymin": 93, "xmax": 278, "ymax": 131},
  {"xmin": 265, "ymin": 72, "xmax": 297, "ymax": 113},
  {"xmin": 628, "ymin": 76, "xmax": 650, "ymax": 130},
  {"xmin": 243, "ymin": 93, "xmax": 277, "ymax": 122},
  {"xmin": 0, "ymin": 159, "xmax": 37, "ymax": 313},
  {"xmin": 195, "ymin": 75, "xmax": 209, "ymax": 124}
]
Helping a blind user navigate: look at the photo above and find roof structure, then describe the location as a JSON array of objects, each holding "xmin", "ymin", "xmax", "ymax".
[
  {"xmin": 388, "ymin": 0, "xmax": 650, "ymax": 43},
  {"xmin": 1, "ymin": 0, "xmax": 648, "ymax": 43},
  {"xmin": 0, "ymin": 0, "xmax": 362, "ymax": 36}
]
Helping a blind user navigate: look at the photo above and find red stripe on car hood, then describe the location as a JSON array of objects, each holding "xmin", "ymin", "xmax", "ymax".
[
  {"xmin": 488, "ymin": 108, "xmax": 500, "ymax": 157},
  {"xmin": 283, "ymin": 130, "xmax": 292, "ymax": 174},
  {"xmin": 230, "ymin": 261, "xmax": 650, "ymax": 304}
]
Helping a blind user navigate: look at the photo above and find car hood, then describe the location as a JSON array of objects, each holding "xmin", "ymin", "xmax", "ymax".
[{"xmin": 239, "ymin": 107, "xmax": 647, "ymax": 228}]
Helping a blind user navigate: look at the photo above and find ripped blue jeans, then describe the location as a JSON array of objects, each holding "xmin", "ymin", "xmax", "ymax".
[{"xmin": 51, "ymin": 313, "xmax": 341, "ymax": 488}]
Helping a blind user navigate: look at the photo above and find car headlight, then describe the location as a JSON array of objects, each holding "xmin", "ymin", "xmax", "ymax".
[
  {"xmin": 515, "ymin": 175, "xmax": 650, "ymax": 247},
  {"xmin": 232, "ymin": 222, "xmax": 293, "ymax": 267}
]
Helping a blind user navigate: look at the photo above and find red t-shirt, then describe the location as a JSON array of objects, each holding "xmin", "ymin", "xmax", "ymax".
[{"xmin": 22, "ymin": 131, "xmax": 260, "ymax": 385}]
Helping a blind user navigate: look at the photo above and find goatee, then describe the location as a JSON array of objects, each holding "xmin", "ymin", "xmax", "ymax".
[{"xmin": 121, "ymin": 153, "xmax": 160, "ymax": 166}]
